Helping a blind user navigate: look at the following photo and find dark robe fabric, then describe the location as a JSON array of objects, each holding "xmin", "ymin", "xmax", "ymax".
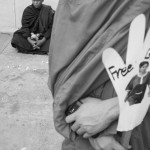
[
  {"xmin": 48, "ymin": 0, "xmax": 150, "ymax": 149},
  {"xmin": 125, "ymin": 72, "xmax": 150, "ymax": 105},
  {"xmin": 11, "ymin": 4, "xmax": 54, "ymax": 55}
]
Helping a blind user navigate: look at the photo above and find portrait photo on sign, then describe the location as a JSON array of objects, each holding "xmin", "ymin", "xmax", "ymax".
[{"xmin": 124, "ymin": 61, "xmax": 150, "ymax": 106}]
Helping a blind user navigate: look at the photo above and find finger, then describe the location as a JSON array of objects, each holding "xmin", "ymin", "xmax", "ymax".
[
  {"xmin": 33, "ymin": 44, "xmax": 36, "ymax": 47},
  {"xmin": 33, "ymin": 45, "xmax": 37, "ymax": 49},
  {"xmin": 126, "ymin": 14, "xmax": 145, "ymax": 64},
  {"xmin": 83, "ymin": 133, "xmax": 92, "ymax": 138},
  {"xmin": 37, "ymin": 46, "xmax": 40, "ymax": 49},
  {"xmin": 71, "ymin": 122, "xmax": 80, "ymax": 132},
  {"xmin": 76, "ymin": 128, "xmax": 86, "ymax": 135},
  {"xmin": 65, "ymin": 112, "xmax": 77, "ymax": 123}
]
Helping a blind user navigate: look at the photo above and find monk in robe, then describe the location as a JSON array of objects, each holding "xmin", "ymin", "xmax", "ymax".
[
  {"xmin": 11, "ymin": 0, "xmax": 54, "ymax": 55},
  {"xmin": 48, "ymin": 0, "xmax": 150, "ymax": 150}
]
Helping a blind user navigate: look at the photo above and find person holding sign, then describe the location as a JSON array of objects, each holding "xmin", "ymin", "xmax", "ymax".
[{"xmin": 48, "ymin": 0, "xmax": 150, "ymax": 150}]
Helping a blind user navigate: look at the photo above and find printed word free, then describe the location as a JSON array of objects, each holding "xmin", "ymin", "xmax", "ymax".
[{"xmin": 108, "ymin": 64, "xmax": 133, "ymax": 80}]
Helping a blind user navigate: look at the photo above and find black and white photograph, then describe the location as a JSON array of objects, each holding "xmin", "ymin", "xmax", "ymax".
[
  {"xmin": 1, "ymin": 1, "xmax": 150, "ymax": 150},
  {"xmin": 124, "ymin": 61, "xmax": 150, "ymax": 106}
]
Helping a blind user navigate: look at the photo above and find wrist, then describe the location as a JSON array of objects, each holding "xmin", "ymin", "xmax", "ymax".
[
  {"xmin": 42, "ymin": 37, "xmax": 46, "ymax": 41},
  {"xmin": 106, "ymin": 97, "xmax": 119, "ymax": 122}
]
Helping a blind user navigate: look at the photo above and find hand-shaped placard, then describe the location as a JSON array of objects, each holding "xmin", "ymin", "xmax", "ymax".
[{"xmin": 102, "ymin": 14, "xmax": 150, "ymax": 132}]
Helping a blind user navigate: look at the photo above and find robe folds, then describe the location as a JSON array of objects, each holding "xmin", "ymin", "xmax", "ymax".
[
  {"xmin": 48, "ymin": 0, "xmax": 150, "ymax": 149},
  {"xmin": 11, "ymin": 4, "xmax": 54, "ymax": 55}
]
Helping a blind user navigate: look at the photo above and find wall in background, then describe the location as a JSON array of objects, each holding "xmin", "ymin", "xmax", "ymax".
[{"xmin": 0, "ymin": 0, "xmax": 58, "ymax": 32}]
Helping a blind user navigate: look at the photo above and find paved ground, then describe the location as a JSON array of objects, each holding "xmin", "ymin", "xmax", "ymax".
[{"xmin": 0, "ymin": 33, "xmax": 63, "ymax": 150}]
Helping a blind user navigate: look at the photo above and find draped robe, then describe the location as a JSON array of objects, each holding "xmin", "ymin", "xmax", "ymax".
[{"xmin": 48, "ymin": 0, "xmax": 150, "ymax": 149}]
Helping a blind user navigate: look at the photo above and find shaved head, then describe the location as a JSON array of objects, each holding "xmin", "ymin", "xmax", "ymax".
[{"xmin": 32, "ymin": 0, "xmax": 44, "ymax": 8}]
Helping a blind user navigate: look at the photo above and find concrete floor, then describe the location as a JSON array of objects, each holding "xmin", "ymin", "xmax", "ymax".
[{"xmin": 0, "ymin": 33, "xmax": 63, "ymax": 150}]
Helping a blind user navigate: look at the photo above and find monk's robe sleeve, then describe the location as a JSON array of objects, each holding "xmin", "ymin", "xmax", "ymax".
[
  {"xmin": 21, "ymin": 7, "xmax": 32, "ymax": 38},
  {"xmin": 44, "ymin": 9, "xmax": 55, "ymax": 40}
]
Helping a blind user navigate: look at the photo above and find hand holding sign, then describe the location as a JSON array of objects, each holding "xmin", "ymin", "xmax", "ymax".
[{"xmin": 102, "ymin": 14, "xmax": 150, "ymax": 148}]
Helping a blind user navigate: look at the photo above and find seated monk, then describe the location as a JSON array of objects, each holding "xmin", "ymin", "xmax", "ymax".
[{"xmin": 11, "ymin": 0, "xmax": 54, "ymax": 55}]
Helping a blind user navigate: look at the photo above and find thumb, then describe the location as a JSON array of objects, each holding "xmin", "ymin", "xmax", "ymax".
[
  {"xmin": 65, "ymin": 112, "xmax": 77, "ymax": 123},
  {"xmin": 113, "ymin": 140, "xmax": 127, "ymax": 150}
]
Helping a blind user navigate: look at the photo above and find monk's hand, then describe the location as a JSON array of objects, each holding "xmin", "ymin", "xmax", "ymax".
[
  {"xmin": 89, "ymin": 135, "xmax": 126, "ymax": 150},
  {"xmin": 27, "ymin": 37, "xmax": 36, "ymax": 47},
  {"xmin": 33, "ymin": 45, "xmax": 40, "ymax": 50},
  {"xmin": 65, "ymin": 97, "xmax": 119, "ymax": 138},
  {"xmin": 36, "ymin": 37, "xmax": 46, "ymax": 47}
]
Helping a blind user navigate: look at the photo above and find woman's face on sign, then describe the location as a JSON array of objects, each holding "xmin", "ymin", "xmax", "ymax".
[{"xmin": 140, "ymin": 64, "xmax": 149, "ymax": 73}]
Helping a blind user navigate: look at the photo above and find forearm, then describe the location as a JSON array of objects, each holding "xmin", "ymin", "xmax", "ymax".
[
  {"xmin": 44, "ymin": 29, "xmax": 52, "ymax": 39},
  {"xmin": 103, "ymin": 97, "xmax": 119, "ymax": 122},
  {"xmin": 36, "ymin": 37, "xmax": 46, "ymax": 47},
  {"xmin": 27, "ymin": 37, "xmax": 33, "ymax": 44},
  {"xmin": 42, "ymin": 37, "xmax": 46, "ymax": 42},
  {"xmin": 27, "ymin": 37, "xmax": 31, "ymax": 44}
]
